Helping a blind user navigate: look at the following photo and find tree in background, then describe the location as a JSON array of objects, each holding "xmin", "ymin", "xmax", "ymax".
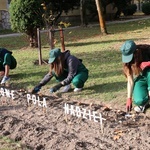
[
  {"xmin": 9, "ymin": 0, "xmax": 132, "ymax": 48},
  {"xmin": 10, "ymin": 0, "xmax": 44, "ymax": 47},
  {"xmin": 80, "ymin": 0, "xmax": 88, "ymax": 26},
  {"xmin": 95, "ymin": 0, "xmax": 107, "ymax": 34},
  {"xmin": 86, "ymin": 0, "xmax": 132, "ymax": 20},
  {"xmin": 43, "ymin": 0, "xmax": 80, "ymax": 28},
  {"xmin": 9, "ymin": 0, "xmax": 80, "ymax": 48},
  {"xmin": 113, "ymin": 0, "xmax": 132, "ymax": 19}
]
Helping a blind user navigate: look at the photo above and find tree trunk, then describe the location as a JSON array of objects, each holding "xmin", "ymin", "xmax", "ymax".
[
  {"xmin": 80, "ymin": 0, "xmax": 84, "ymax": 26},
  {"xmin": 28, "ymin": 29, "xmax": 38, "ymax": 48},
  {"xmin": 95, "ymin": 0, "xmax": 107, "ymax": 35},
  {"xmin": 80, "ymin": 0, "xmax": 88, "ymax": 26}
]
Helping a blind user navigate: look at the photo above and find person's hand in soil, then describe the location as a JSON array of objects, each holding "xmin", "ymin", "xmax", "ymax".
[
  {"xmin": 126, "ymin": 98, "xmax": 132, "ymax": 112},
  {"xmin": 31, "ymin": 84, "xmax": 42, "ymax": 94},
  {"xmin": 50, "ymin": 83, "xmax": 63, "ymax": 93}
]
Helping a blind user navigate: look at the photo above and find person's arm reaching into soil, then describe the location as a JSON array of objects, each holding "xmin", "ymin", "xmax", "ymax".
[
  {"xmin": 126, "ymin": 74, "xmax": 134, "ymax": 112},
  {"xmin": 32, "ymin": 73, "xmax": 53, "ymax": 94}
]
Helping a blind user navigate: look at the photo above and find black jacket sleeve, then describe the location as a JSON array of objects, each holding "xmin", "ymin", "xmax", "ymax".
[{"xmin": 39, "ymin": 73, "xmax": 53, "ymax": 86}]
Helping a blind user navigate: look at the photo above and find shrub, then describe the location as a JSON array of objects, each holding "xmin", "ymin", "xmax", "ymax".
[
  {"xmin": 142, "ymin": 2, "xmax": 150, "ymax": 15},
  {"xmin": 122, "ymin": 4, "xmax": 137, "ymax": 16},
  {"xmin": 9, "ymin": 0, "xmax": 44, "ymax": 47}
]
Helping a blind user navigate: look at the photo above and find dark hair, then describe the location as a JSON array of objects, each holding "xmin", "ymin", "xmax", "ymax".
[
  {"xmin": 50, "ymin": 54, "xmax": 65, "ymax": 76},
  {"xmin": 123, "ymin": 44, "xmax": 150, "ymax": 77}
]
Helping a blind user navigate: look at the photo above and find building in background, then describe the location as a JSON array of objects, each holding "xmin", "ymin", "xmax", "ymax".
[{"xmin": 0, "ymin": 0, "xmax": 11, "ymax": 29}]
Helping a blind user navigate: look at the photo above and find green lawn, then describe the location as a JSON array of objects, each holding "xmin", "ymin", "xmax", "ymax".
[{"xmin": 0, "ymin": 18, "xmax": 150, "ymax": 106}]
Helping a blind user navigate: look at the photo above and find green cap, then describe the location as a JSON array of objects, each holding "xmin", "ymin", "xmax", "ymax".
[
  {"xmin": 48, "ymin": 48, "xmax": 61, "ymax": 63},
  {"xmin": 120, "ymin": 40, "xmax": 136, "ymax": 63}
]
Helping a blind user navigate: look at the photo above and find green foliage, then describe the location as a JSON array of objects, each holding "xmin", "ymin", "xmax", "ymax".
[
  {"xmin": 9, "ymin": 0, "xmax": 81, "ymax": 47},
  {"xmin": 44, "ymin": 0, "xmax": 80, "ymax": 14},
  {"xmin": 122, "ymin": 4, "xmax": 137, "ymax": 16},
  {"xmin": 9, "ymin": 0, "xmax": 81, "ymax": 33},
  {"xmin": 142, "ymin": 2, "xmax": 150, "ymax": 15},
  {"xmin": 42, "ymin": 0, "xmax": 80, "ymax": 27},
  {"xmin": 9, "ymin": 0, "xmax": 44, "ymax": 33}
]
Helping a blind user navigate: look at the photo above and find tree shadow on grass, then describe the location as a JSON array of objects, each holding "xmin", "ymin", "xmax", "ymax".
[
  {"xmin": 89, "ymin": 69, "xmax": 123, "ymax": 79},
  {"xmin": 85, "ymin": 81, "xmax": 126, "ymax": 94},
  {"xmin": 66, "ymin": 37, "xmax": 148, "ymax": 47},
  {"xmin": 9, "ymin": 71, "xmax": 53, "ymax": 89}
]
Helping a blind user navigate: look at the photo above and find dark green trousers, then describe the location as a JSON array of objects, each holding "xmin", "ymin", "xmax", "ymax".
[
  {"xmin": 0, "ymin": 53, "xmax": 17, "ymax": 71},
  {"xmin": 133, "ymin": 68, "xmax": 150, "ymax": 106},
  {"xmin": 54, "ymin": 64, "xmax": 88, "ymax": 88}
]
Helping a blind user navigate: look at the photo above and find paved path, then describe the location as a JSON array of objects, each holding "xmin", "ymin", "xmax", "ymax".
[{"xmin": 0, "ymin": 15, "xmax": 150, "ymax": 38}]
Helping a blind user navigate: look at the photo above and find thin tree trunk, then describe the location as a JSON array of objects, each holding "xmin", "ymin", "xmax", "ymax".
[
  {"xmin": 80, "ymin": 0, "xmax": 84, "ymax": 26},
  {"xmin": 28, "ymin": 29, "xmax": 38, "ymax": 48},
  {"xmin": 95, "ymin": 0, "xmax": 107, "ymax": 35},
  {"xmin": 80, "ymin": 0, "xmax": 88, "ymax": 26}
]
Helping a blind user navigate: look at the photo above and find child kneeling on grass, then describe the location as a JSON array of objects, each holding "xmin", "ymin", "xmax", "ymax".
[
  {"xmin": 0, "ymin": 48, "xmax": 17, "ymax": 84},
  {"xmin": 32, "ymin": 48, "xmax": 88, "ymax": 94},
  {"xmin": 120, "ymin": 40, "xmax": 150, "ymax": 113}
]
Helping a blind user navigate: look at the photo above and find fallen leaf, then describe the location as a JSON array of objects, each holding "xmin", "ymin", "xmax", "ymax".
[{"xmin": 113, "ymin": 135, "xmax": 120, "ymax": 140}]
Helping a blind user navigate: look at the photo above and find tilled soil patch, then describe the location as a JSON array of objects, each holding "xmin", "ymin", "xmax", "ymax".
[{"xmin": 0, "ymin": 92, "xmax": 150, "ymax": 150}]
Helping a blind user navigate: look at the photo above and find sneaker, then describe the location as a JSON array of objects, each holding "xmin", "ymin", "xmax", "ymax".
[
  {"xmin": 134, "ymin": 101, "xmax": 150, "ymax": 113},
  {"xmin": 1, "ymin": 76, "xmax": 10, "ymax": 84},
  {"xmin": 61, "ymin": 84, "xmax": 71, "ymax": 93},
  {"xmin": 134, "ymin": 106, "xmax": 145, "ymax": 113},
  {"xmin": 74, "ymin": 88, "xmax": 82, "ymax": 92}
]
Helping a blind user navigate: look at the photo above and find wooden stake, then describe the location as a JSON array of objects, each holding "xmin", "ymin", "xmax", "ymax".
[
  {"xmin": 60, "ymin": 28, "xmax": 65, "ymax": 51},
  {"xmin": 37, "ymin": 28, "xmax": 42, "ymax": 65}
]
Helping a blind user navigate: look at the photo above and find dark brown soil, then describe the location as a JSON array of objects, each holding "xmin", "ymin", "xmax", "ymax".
[{"xmin": 0, "ymin": 89, "xmax": 150, "ymax": 150}]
